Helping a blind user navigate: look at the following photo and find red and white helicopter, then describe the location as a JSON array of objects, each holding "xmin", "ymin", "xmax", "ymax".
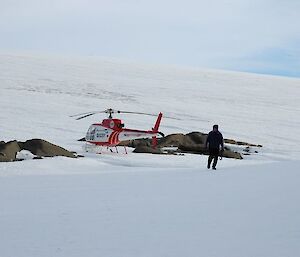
[{"xmin": 71, "ymin": 108, "xmax": 164, "ymax": 153}]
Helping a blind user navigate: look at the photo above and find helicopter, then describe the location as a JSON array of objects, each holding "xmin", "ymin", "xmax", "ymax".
[{"xmin": 70, "ymin": 108, "xmax": 165, "ymax": 153}]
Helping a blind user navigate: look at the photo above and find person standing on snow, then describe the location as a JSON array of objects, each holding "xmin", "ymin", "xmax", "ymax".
[{"xmin": 205, "ymin": 124, "xmax": 224, "ymax": 170}]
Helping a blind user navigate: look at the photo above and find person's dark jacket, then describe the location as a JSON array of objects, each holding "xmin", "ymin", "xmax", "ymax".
[{"xmin": 205, "ymin": 131, "xmax": 224, "ymax": 149}]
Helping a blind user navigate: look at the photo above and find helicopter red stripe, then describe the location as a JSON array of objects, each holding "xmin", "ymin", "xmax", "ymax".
[
  {"xmin": 108, "ymin": 131, "xmax": 121, "ymax": 145},
  {"xmin": 109, "ymin": 132, "xmax": 114, "ymax": 144},
  {"xmin": 115, "ymin": 131, "xmax": 121, "ymax": 144},
  {"xmin": 108, "ymin": 131, "xmax": 115, "ymax": 144},
  {"xmin": 112, "ymin": 131, "xmax": 117, "ymax": 144}
]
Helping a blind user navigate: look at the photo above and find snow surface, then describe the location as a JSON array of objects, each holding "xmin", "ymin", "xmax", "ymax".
[{"xmin": 0, "ymin": 53, "xmax": 300, "ymax": 257}]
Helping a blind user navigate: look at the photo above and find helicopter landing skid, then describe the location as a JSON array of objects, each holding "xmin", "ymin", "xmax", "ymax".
[{"xmin": 83, "ymin": 143, "xmax": 128, "ymax": 154}]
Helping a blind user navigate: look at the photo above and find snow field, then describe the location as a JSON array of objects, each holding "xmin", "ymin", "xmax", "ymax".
[{"xmin": 0, "ymin": 53, "xmax": 300, "ymax": 257}]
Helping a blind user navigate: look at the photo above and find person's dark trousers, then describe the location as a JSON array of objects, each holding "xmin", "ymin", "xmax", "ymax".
[{"xmin": 208, "ymin": 148, "xmax": 219, "ymax": 169}]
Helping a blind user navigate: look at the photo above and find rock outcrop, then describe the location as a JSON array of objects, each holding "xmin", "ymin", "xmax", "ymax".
[
  {"xmin": 0, "ymin": 139, "xmax": 76, "ymax": 162},
  {"xmin": 118, "ymin": 131, "xmax": 261, "ymax": 159},
  {"xmin": 0, "ymin": 140, "xmax": 22, "ymax": 162},
  {"xmin": 21, "ymin": 139, "xmax": 76, "ymax": 158},
  {"xmin": 133, "ymin": 145, "xmax": 162, "ymax": 154}
]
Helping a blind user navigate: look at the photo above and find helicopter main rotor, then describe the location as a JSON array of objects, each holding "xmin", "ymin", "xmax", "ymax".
[{"xmin": 70, "ymin": 108, "xmax": 168, "ymax": 120}]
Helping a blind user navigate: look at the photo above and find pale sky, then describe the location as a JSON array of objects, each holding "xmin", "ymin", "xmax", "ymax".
[{"xmin": 1, "ymin": 0, "xmax": 299, "ymax": 77}]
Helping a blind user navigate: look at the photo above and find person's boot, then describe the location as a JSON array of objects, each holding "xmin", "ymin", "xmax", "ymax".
[{"xmin": 212, "ymin": 166, "xmax": 216, "ymax": 170}]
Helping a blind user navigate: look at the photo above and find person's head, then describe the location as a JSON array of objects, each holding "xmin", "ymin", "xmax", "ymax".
[{"xmin": 213, "ymin": 124, "xmax": 219, "ymax": 131}]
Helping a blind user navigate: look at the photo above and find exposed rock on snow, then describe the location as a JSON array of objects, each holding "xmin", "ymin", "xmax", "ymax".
[
  {"xmin": 224, "ymin": 139, "xmax": 263, "ymax": 147},
  {"xmin": 119, "ymin": 132, "xmax": 261, "ymax": 159},
  {"xmin": 157, "ymin": 133, "xmax": 186, "ymax": 147},
  {"xmin": 21, "ymin": 139, "xmax": 76, "ymax": 158},
  {"xmin": 133, "ymin": 145, "xmax": 162, "ymax": 154},
  {"xmin": 0, "ymin": 139, "xmax": 76, "ymax": 162},
  {"xmin": 0, "ymin": 140, "xmax": 21, "ymax": 162}
]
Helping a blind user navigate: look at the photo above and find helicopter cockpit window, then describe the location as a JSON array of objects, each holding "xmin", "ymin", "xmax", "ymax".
[
  {"xmin": 88, "ymin": 126, "xmax": 96, "ymax": 134},
  {"xmin": 86, "ymin": 126, "xmax": 97, "ymax": 141}
]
